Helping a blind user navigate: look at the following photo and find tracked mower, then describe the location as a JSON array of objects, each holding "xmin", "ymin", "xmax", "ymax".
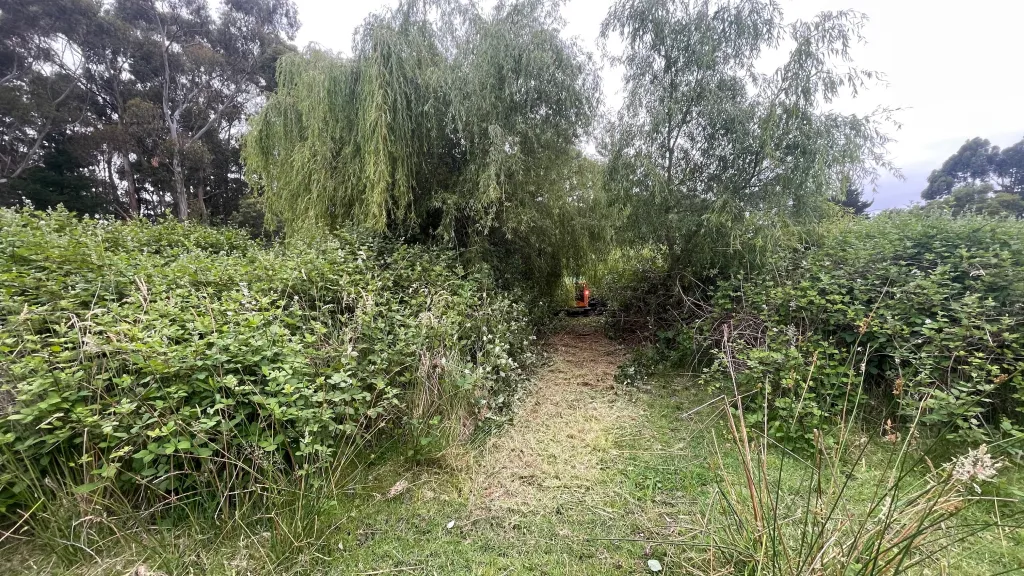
[{"xmin": 564, "ymin": 281, "xmax": 606, "ymax": 317}]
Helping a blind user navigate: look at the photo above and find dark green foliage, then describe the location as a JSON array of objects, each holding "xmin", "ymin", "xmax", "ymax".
[
  {"xmin": 922, "ymin": 138, "xmax": 1000, "ymax": 200},
  {"xmin": 923, "ymin": 135, "xmax": 1024, "ymax": 200},
  {"xmin": 0, "ymin": 208, "xmax": 532, "ymax": 515},
  {"xmin": 999, "ymin": 139, "xmax": 1024, "ymax": 194},
  {"xmin": 228, "ymin": 194, "xmax": 283, "ymax": 240},
  {"xmin": 242, "ymin": 0, "xmax": 602, "ymax": 298},
  {"xmin": 834, "ymin": 183, "xmax": 874, "ymax": 215},
  {"xmin": 3, "ymin": 133, "xmax": 110, "ymax": 215},
  {"xmin": 0, "ymin": 0, "xmax": 298, "ymax": 221},
  {"xmin": 696, "ymin": 211, "xmax": 1024, "ymax": 447}
]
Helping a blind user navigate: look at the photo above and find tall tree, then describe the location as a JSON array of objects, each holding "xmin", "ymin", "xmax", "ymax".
[
  {"xmin": 80, "ymin": 0, "xmax": 297, "ymax": 220},
  {"xmin": 922, "ymin": 137, "xmax": 1000, "ymax": 200},
  {"xmin": 1, "ymin": 0, "xmax": 296, "ymax": 219},
  {"xmin": 924, "ymin": 182, "xmax": 1024, "ymax": 218},
  {"xmin": 73, "ymin": 5, "xmax": 149, "ymax": 217},
  {"xmin": 996, "ymin": 138, "xmax": 1024, "ymax": 195},
  {"xmin": 4, "ymin": 129, "xmax": 108, "ymax": 213},
  {"xmin": 243, "ymin": 0, "xmax": 600, "ymax": 295},
  {"xmin": 0, "ymin": 0, "xmax": 97, "ymax": 189},
  {"xmin": 600, "ymin": 0, "xmax": 894, "ymax": 277},
  {"xmin": 922, "ymin": 136, "xmax": 1024, "ymax": 202}
]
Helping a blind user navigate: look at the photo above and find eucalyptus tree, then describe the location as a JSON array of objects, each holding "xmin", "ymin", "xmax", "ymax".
[
  {"xmin": 999, "ymin": 140, "xmax": 1024, "ymax": 196},
  {"xmin": 600, "ymin": 0, "xmax": 894, "ymax": 277},
  {"xmin": 243, "ymin": 0, "xmax": 601, "ymax": 296},
  {"xmin": 923, "ymin": 136, "xmax": 1024, "ymax": 200},
  {"xmin": 114, "ymin": 0, "xmax": 297, "ymax": 221},
  {"xmin": 0, "ymin": 0, "xmax": 96, "ymax": 188},
  {"xmin": 0, "ymin": 0, "xmax": 297, "ymax": 220},
  {"xmin": 922, "ymin": 138, "xmax": 999, "ymax": 201}
]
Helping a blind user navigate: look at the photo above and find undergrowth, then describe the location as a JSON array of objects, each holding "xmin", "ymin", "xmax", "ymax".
[
  {"xmin": 612, "ymin": 211, "xmax": 1024, "ymax": 449},
  {"xmin": 1, "ymin": 324, "xmax": 1020, "ymax": 575},
  {"xmin": 0, "ymin": 208, "xmax": 534, "ymax": 521}
]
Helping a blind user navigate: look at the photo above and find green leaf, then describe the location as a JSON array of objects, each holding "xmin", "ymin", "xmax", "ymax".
[{"xmin": 72, "ymin": 482, "xmax": 106, "ymax": 494}]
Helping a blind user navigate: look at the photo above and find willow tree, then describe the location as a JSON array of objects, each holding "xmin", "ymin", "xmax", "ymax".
[
  {"xmin": 600, "ymin": 0, "xmax": 896, "ymax": 278},
  {"xmin": 242, "ymin": 0, "xmax": 600, "ymax": 297}
]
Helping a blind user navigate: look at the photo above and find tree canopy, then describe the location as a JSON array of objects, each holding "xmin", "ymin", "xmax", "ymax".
[
  {"xmin": 835, "ymin": 183, "xmax": 873, "ymax": 215},
  {"xmin": 2, "ymin": 0, "xmax": 903, "ymax": 296},
  {"xmin": 242, "ymin": 0, "xmax": 603, "ymax": 296},
  {"xmin": 599, "ymin": 0, "xmax": 894, "ymax": 277},
  {"xmin": 922, "ymin": 136, "xmax": 1024, "ymax": 200},
  {"xmin": 0, "ymin": 0, "xmax": 298, "ymax": 221}
]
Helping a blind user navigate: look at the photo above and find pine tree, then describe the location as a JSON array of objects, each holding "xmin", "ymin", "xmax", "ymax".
[{"xmin": 837, "ymin": 184, "xmax": 874, "ymax": 215}]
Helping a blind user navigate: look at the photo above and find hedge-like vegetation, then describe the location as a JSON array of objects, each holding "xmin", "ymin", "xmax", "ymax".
[
  {"xmin": 0, "ymin": 209, "xmax": 531, "ymax": 514},
  {"xmin": 699, "ymin": 211, "xmax": 1024, "ymax": 446}
]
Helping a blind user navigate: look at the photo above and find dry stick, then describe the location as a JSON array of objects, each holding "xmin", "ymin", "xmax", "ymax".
[
  {"xmin": 356, "ymin": 566, "xmax": 426, "ymax": 575},
  {"xmin": 0, "ymin": 500, "xmax": 42, "ymax": 545},
  {"xmin": 584, "ymin": 537, "xmax": 749, "ymax": 556},
  {"xmin": 995, "ymin": 499, "xmax": 1006, "ymax": 548},
  {"xmin": 681, "ymin": 394, "xmax": 726, "ymax": 419},
  {"xmin": 722, "ymin": 324, "xmax": 762, "ymax": 530}
]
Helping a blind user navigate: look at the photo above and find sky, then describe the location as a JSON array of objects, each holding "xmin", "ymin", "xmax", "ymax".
[{"xmin": 291, "ymin": 0, "xmax": 1024, "ymax": 211}]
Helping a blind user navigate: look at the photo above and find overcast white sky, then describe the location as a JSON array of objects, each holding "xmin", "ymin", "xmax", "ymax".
[{"xmin": 291, "ymin": 0, "xmax": 1024, "ymax": 211}]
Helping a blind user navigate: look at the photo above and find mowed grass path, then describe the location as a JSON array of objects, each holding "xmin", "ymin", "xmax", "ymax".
[
  {"xmin": 330, "ymin": 325, "xmax": 1022, "ymax": 576},
  {"xmin": 333, "ymin": 322, "xmax": 708, "ymax": 575},
  {"xmin": 4, "ymin": 324, "xmax": 1020, "ymax": 575}
]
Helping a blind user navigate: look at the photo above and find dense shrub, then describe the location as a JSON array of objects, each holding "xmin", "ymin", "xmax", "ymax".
[
  {"xmin": 584, "ymin": 247, "xmax": 679, "ymax": 341},
  {"xmin": 698, "ymin": 211, "xmax": 1024, "ymax": 447},
  {"xmin": 0, "ymin": 209, "xmax": 532, "ymax": 514}
]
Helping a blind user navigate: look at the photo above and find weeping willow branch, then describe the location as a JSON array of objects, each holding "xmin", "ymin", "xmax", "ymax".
[{"xmin": 242, "ymin": 0, "xmax": 603, "ymax": 297}]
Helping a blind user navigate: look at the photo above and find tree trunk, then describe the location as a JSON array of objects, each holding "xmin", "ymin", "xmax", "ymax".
[
  {"xmin": 171, "ymin": 145, "xmax": 188, "ymax": 220},
  {"xmin": 104, "ymin": 150, "xmax": 117, "ymax": 207},
  {"xmin": 196, "ymin": 167, "xmax": 208, "ymax": 224},
  {"xmin": 124, "ymin": 151, "xmax": 139, "ymax": 218}
]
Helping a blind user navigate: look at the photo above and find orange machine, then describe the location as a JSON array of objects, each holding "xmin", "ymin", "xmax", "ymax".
[
  {"xmin": 574, "ymin": 281, "xmax": 590, "ymax": 309},
  {"xmin": 563, "ymin": 280, "xmax": 595, "ymax": 316}
]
